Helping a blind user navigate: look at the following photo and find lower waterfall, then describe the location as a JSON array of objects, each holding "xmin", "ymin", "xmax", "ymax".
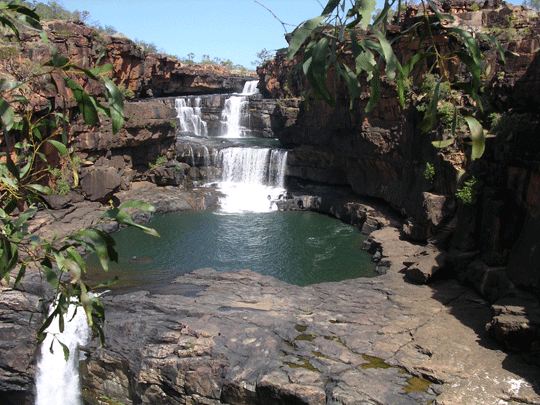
[
  {"xmin": 216, "ymin": 146, "xmax": 287, "ymax": 213},
  {"xmin": 35, "ymin": 305, "xmax": 90, "ymax": 405}
]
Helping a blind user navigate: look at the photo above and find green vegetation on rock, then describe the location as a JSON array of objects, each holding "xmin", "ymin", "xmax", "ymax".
[
  {"xmin": 286, "ymin": 0, "xmax": 507, "ymax": 167},
  {"xmin": 0, "ymin": 2, "xmax": 159, "ymax": 352}
]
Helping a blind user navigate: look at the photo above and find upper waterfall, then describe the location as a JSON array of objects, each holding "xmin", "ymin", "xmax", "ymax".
[
  {"xmin": 220, "ymin": 80, "xmax": 259, "ymax": 138},
  {"xmin": 175, "ymin": 97, "xmax": 207, "ymax": 137},
  {"xmin": 240, "ymin": 80, "xmax": 259, "ymax": 95}
]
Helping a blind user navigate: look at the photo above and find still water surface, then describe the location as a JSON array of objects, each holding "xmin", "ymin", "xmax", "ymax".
[{"xmin": 85, "ymin": 210, "xmax": 376, "ymax": 291}]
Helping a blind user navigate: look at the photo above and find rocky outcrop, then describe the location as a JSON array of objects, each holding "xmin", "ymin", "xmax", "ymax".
[
  {"xmin": 4, "ymin": 190, "xmax": 540, "ymax": 405},
  {"xmin": 12, "ymin": 20, "xmax": 254, "ymax": 100},
  {"xmin": 257, "ymin": 2, "xmax": 540, "ymax": 350},
  {"xmin": 71, "ymin": 100, "xmax": 180, "ymax": 198}
]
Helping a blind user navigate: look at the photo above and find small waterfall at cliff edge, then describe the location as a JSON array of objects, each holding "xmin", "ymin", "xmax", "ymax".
[
  {"xmin": 175, "ymin": 96, "xmax": 207, "ymax": 136},
  {"xmin": 35, "ymin": 305, "xmax": 90, "ymax": 405},
  {"xmin": 220, "ymin": 80, "xmax": 259, "ymax": 138},
  {"xmin": 216, "ymin": 146, "xmax": 288, "ymax": 213}
]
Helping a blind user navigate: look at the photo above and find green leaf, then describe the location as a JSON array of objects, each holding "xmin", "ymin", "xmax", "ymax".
[
  {"xmin": 44, "ymin": 54, "xmax": 70, "ymax": 68},
  {"xmin": 0, "ymin": 238, "xmax": 16, "ymax": 280},
  {"xmin": 370, "ymin": 26, "xmax": 398, "ymax": 81},
  {"xmin": 66, "ymin": 247, "xmax": 86, "ymax": 275},
  {"xmin": 287, "ymin": 15, "xmax": 326, "ymax": 61},
  {"xmin": 355, "ymin": 50, "xmax": 376, "ymax": 80},
  {"xmin": 418, "ymin": 77, "xmax": 442, "ymax": 133},
  {"xmin": 28, "ymin": 184, "xmax": 52, "ymax": 196},
  {"xmin": 432, "ymin": 138, "xmax": 455, "ymax": 148},
  {"xmin": 0, "ymin": 80, "xmax": 20, "ymax": 91},
  {"xmin": 365, "ymin": 67, "xmax": 380, "ymax": 113},
  {"xmin": 372, "ymin": 0, "xmax": 394, "ymax": 27},
  {"xmin": 100, "ymin": 208, "xmax": 160, "ymax": 238},
  {"xmin": 63, "ymin": 76, "xmax": 98, "ymax": 127},
  {"xmin": 14, "ymin": 206, "xmax": 37, "ymax": 229},
  {"xmin": 337, "ymin": 64, "xmax": 362, "ymax": 108},
  {"xmin": 13, "ymin": 263, "xmax": 26, "ymax": 288},
  {"xmin": 68, "ymin": 65, "xmax": 100, "ymax": 81},
  {"xmin": 90, "ymin": 63, "xmax": 113, "ymax": 77},
  {"xmin": 57, "ymin": 339, "xmax": 70, "ymax": 362},
  {"xmin": 322, "ymin": 0, "xmax": 341, "ymax": 15},
  {"xmin": 0, "ymin": 99, "xmax": 14, "ymax": 130},
  {"xmin": 427, "ymin": 0, "xmax": 455, "ymax": 22},
  {"xmin": 37, "ymin": 306, "xmax": 59, "ymax": 344},
  {"xmin": 0, "ymin": 15, "xmax": 19, "ymax": 39},
  {"xmin": 10, "ymin": 4, "xmax": 41, "ymax": 23},
  {"xmin": 464, "ymin": 115, "xmax": 485, "ymax": 160},
  {"xmin": 77, "ymin": 228, "xmax": 118, "ymax": 271},
  {"xmin": 358, "ymin": 0, "xmax": 376, "ymax": 28},
  {"xmin": 307, "ymin": 36, "xmax": 334, "ymax": 106},
  {"xmin": 47, "ymin": 139, "xmax": 68, "ymax": 156},
  {"xmin": 454, "ymin": 51, "xmax": 481, "ymax": 92},
  {"xmin": 400, "ymin": 52, "xmax": 432, "ymax": 78},
  {"xmin": 93, "ymin": 276, "xmax": 119, "ymax": 289},
  {"xmin": 478, "ymin": 33, "xmax": 506, "ymax": 64},
  {"xmin": 103, "ymin": 77, "xmax": 125, "ymax": 135},
  {"xmin": 18, "ymin": 160, "xmax": 31, "ymax": 179},
  {"xmin": 80, "ymin": 283, "xmax": 93, "ymax": 326},
  {"xmin": 43, "ymin": 264, "xmax": 59, "ymax": 290},
  {"xmin": 16, "ymin": 13, "xmax": 42, "ymax": 31},
  {"xmin": 447, "ymin": 27, "xmax": 482, "ymax": 68}
]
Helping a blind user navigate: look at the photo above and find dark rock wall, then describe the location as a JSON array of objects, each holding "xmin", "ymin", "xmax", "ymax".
[{"xmin": 258, "ymin": 4, "xmax": 540, "ymax": 297}]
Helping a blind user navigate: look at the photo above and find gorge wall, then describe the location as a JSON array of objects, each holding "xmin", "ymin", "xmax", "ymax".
[
  {"xmin": 2, "ymin": 4, "xmax": 540, "ymax": 403},
  {"xmin": 257, "ymin": 2, "xmax": 540, "ymax": 348},
  {"xmin": 11, "ymin": 20, "xmax": 253, "ymax": 100}
]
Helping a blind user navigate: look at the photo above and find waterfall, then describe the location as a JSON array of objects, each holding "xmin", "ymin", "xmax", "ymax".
[
  {"xmin": 35, "ymin": 305, "xmax": 90, "ymax": 405},
  {"xmin": 201, "ymin": 145, "xmax": 212, "ymax": 180},
  {"xmin": 216, "ymin": 146, "xmax": 287, "ymax": 213},
  {"xmin": 220, "ymin": 80, "xmax": 259, "ymax": 138},
  {"xmin": 240, "ymin": 80, "xmax": 259, "ymax": 96},
  {"xmin": 175, "ymin": 97, "xmax": 207, "ymax": 137}
]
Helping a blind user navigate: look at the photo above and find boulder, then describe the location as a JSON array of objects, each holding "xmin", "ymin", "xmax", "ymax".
[
  {"xmin": 80, "ymin": 167, "xmax": 122, "ymax": 202},
  {"xmin": 143, "ymin": 160, "xmax": 186, "ymax": 186},
  {"xmin": 41, "ymin": 191, "xmax": 84, "ymax": 210},
  {"xmin": 487, "ymin": 294, "xmax": 540, "ymax": 351},
  {"xmin": 463, "ymin": 260, "xmax": 515, "ymax": 303},
  {"xmin": 405, "ymin": 247, "xmax": 447, "ymax": 284}
]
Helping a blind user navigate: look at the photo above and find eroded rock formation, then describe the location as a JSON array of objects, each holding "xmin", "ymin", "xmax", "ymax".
[
  {"xmin": 9, "ymin": 20, "xmax": 254, "ymax": 100},
  {"xmin": 257, "ymin": 2, "xmax": 540, "ymax": 351}
]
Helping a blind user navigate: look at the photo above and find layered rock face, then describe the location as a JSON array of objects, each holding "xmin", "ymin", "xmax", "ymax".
[
  {"xmin": 258, "ymin": 3, "xmax": 540, "ymax": 349},
  {"xmin": 13, "ymin": 20, "xmax": 253, "ymax": 99}
]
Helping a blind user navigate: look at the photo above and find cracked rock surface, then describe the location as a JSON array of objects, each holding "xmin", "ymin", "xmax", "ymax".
[
  {"xmin": 80, "ymin": 226, "xmax": 540, "ymax": 405},
  {"xmin": 2, "ymin": 186, "xmax": 539, "ymax": 404}
]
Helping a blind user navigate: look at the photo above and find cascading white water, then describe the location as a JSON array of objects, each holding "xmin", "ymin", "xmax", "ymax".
[
  {"xmin": 241, "ymin": 80, "xmax": 259, "ymax": 96},
  {"xmin": 175, "ymin": 97, "xmax": 207, "ymax": 137},
  {"xmin": 217, "ymin": 146, "xmax": 287, "ymax": 213},
  {"xmin": 35, "ymin": 305, "xmax": 90, "ymax": 405},
  {"xmin": 220, "ymin": 80, "xmax": 259, "ymax": 138}
]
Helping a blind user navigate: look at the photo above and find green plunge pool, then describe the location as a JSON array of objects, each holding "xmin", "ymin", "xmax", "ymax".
[{"xmin": 85, "ymin": 210, "xmax": 376, "ymax": 292}]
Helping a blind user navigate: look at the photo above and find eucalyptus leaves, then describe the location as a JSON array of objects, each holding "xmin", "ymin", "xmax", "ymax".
[
  {"xmin": 0, "ymin": 0, "xmax": 158, "ymax": 354},
  {"xmin": 286, "ymin": 0, "xmax": 507, "ymax": 162}
]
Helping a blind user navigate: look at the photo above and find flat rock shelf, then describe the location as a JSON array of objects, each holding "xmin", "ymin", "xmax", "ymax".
[{"xmin": 81, "ymin": 259, "xmax": 540, "ymax": 405}]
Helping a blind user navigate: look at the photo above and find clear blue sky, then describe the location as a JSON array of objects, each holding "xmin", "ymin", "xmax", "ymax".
[
  {"xmin": 61, "ymin": 0, "xmax": 327, "ymax": 68},
  {"xmin": 60, "ymin": 0, "xmax": 522, "ymax": 69}
]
